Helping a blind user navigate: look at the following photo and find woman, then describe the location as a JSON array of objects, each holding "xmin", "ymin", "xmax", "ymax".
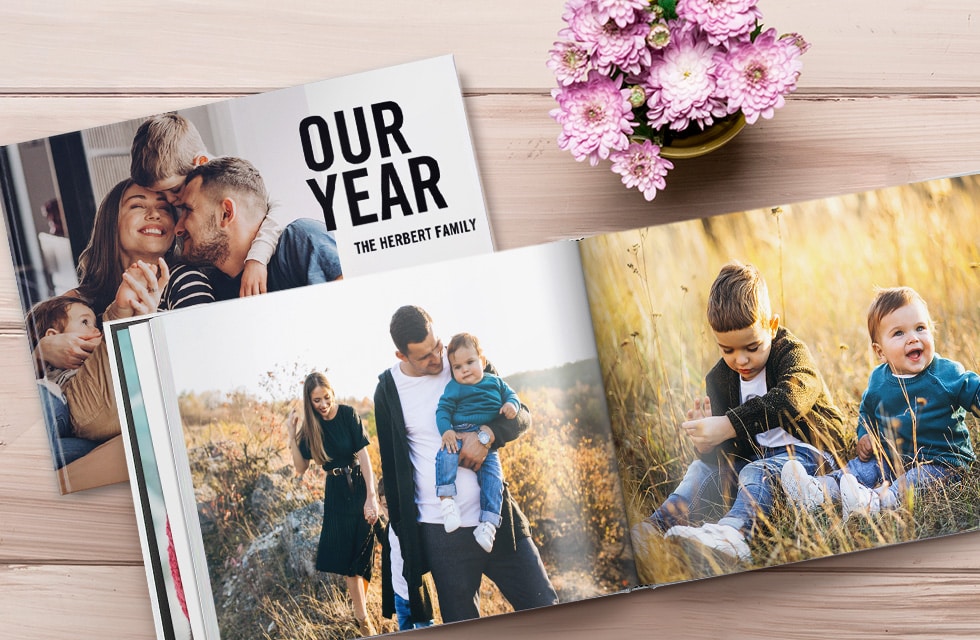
[
  {"xmin": 34, "ymin": 178, "xmax": 214, "ymax": 371},
  {"xmin": 31, "ymin": 178, "xmax": 214, "ymax": 468},
  {"xmin": 288, "ymin": 372, "xmax": 380, "ymax": 637}
]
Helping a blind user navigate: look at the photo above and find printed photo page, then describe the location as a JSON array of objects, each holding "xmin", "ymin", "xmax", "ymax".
[
  {"xmin": 2, "ymin": 54, "xmax": 494, "ymax": 492},
  {"xmin": 111, "ymin": 171, "xmax": 980, "ymax": 638}
]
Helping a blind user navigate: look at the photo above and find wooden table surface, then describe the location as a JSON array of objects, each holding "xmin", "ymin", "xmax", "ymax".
[{"xmin": 2, "ymin": 2, "xmax": 980, "ymax": 638}]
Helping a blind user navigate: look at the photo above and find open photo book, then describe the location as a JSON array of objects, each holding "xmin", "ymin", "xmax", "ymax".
[
  {"xmin": 0, "ymin": 54, "xmax": 494, "ymax": 493},
  {"xmin": 106, "ymin": 172, "xmax": 980, "ymax": 639}
]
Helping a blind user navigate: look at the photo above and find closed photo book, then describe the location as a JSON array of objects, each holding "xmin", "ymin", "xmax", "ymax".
[
  {"xmin": 106, "ymin": 172, "xmax": 980, "ymax": 638},
  {"xmin": 0, "ymin": 55, "xmax": 495, "ymax": 493}
]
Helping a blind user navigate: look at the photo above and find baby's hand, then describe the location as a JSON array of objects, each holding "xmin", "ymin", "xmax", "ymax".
[
  {"xmin": 441, "ymin": 430, "xmax": 460, "ymax": 453},
  {"xmin": 856, "ymin": 434, "xmax": 875, "ymax": 462},
  {"xmin": 686, "ymin": 396, "xmax": 712, "ymax": 421},
  {"xmin": 500, "ymin": 402, "xmax": 518, "ymax": 420},
  {"xmin": 240, "ymin": 259, "xmax": 268, "ymax": 297}
]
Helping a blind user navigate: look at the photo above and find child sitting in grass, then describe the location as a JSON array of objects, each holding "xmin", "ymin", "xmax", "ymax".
[
  {"xmin": 781, "ymin": 286, "xmax": 980, "ymax": 519},
  {"xmin": 633, "ymin": 261, "xmax": 847, "ymax": 565}
]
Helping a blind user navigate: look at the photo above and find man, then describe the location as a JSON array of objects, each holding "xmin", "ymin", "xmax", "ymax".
[
  {"xmin": 173, "ymin": 156, "xmax": 342, "ymax": 298},
  {"xmin": 374, "ymin": 305, "xmax": 558, "ymax": 623}
]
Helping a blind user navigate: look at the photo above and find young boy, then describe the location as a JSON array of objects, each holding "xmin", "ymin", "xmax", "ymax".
[
  {"xmin": 377, "ymin": 478, "xmax": 434, "ymax": 631},
  {"xmin": 25, "ymin": 295, "xmax": 102, "ymax": 467},
  {"xmin": 129, "ymin": 112, "xmax": 282, "ymax": 297},
  {"xmin": 781, "ymin": 287, "xmax": 980, "ymax": 519},
  {"xmin": 435, "ymin": 332, "xmax": 520, "ymax": 553},
  {"xmin": 635, "ymin": 262, "xmax": 847, "ymax": 564}
]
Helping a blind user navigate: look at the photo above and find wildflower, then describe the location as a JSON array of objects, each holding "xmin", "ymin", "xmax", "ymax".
[
  {"xmin": 645, "ymin": 26, "xmax": 730, "ymax": 130},
  {"xmin": 551, "ymin": 71, "xmax": 636, "ymax": 166},
  {"xmin": 714, "ymin": 28, "xmax": 803, "ymax": 124},
  {"xmin": 676, "ymin": 0, "xmax": 762, "ymax": 46},
  {"xmin": 548, "ymin": 41, "xmax": 593, "ymax": 86},
  {"xmin": 610, "ymin": 140, "xmax": 674, "ymax": 200}
]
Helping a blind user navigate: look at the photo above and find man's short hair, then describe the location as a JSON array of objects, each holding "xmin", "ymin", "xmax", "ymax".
[
  {"xmin": 390, "ymin": 305, "xmax": 433, "ymax": 355},
  {"xmin": 706, "ymin": 261, "xmax": 772, "ymax": 333},
  {"xmin": 866, "ymin": 286, "xmax": 929, "ymax": 343},
  {"xmin": 185, "ymin": 156, "xmax": 271, "ymax": 222},
  {"xmin": 130, "ymin": 113, "xmax": 207, "ymax": 187},
  {"xmin": 24, "ymin": 295, "xmax": 91, "ymax": 350}
]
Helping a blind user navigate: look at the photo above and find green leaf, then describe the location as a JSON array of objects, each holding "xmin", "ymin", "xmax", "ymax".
[{"xmin": 658, "ymin": 0, "xmax": 678, "ymax": 21}]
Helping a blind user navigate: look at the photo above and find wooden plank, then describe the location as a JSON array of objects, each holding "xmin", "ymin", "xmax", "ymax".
[
  {"xmin": 3, "ymin": 564, "xmax": 980, "ymax": 640},
  {"xmin": 0, "ymin": 1, "xmax": 978, "ymax": 93}
]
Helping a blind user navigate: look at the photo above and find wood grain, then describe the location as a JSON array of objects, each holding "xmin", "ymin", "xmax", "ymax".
[{"xmin": 2, "ymin": 1, "xmax": 979, "ymax": 638}]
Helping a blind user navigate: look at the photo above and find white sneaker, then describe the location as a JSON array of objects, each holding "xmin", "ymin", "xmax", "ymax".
[
  {"xmin": 780, "ymin": 459, "xmax": 825, "ymax": 512},
  {"xmin": 664, "ymin": 523, "xmax": 751, "ymax": 562},
  {"xmin": 474, "ymin": 521, "xmax": 497, "ymax": 553},
  {"xmin": 840, "ymin": 473, "xmax": 880, "ymax": 520},
  {"xmin": 441, "ymin": 498, "xmax": 461, "ymax": 532}
]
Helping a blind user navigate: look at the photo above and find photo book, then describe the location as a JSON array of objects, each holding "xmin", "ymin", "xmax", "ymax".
[
  {"xmin": 0, "ymin": 55, "xmax": 495, "ymax": 493},
  {"xmin": 106, "ymin": 172, "xmax": 980, "ymax": 638}
]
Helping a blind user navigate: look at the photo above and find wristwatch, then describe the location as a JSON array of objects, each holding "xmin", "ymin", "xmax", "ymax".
[{"xmin": 477, "ymin": 429, "xmax": 492, "ymax": 448}]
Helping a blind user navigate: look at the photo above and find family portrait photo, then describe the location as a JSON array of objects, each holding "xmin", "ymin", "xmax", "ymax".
[
  {"xmin": 149, "ymin": 241, "xmax": 636, "ymax": 638},
  {"xmin": 581, "ymin": 174, "xmax": 980, "ymax": 584}
]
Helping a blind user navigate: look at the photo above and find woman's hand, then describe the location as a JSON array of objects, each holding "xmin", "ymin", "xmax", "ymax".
[
  {"xmin": 34, "ymin": 331, "xmax": 102, "ymax": 371},
  {"xmin": 109, "ymin": 258, "xmax": 171, "ymax": 319},
  {"xmin": 285, "ymin": 409, "xmax": 301, "ymax": 442},
  {"xmin": 363, "ymin": 494, "xmax": 379, "ymax": 525}
]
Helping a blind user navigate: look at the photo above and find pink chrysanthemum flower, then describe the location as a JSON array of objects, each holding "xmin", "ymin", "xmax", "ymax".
[
  {"xmin": 596, "ymin": 0, "xmax": 648, "ymax": 28},
  {"xmin": 676, "ymin": 0, "xmax": 762, "ymax": 46},
  {"xmin": 645, "ymin": 26, "xmax": 730, "ymax": 130},
  {"xmin": 548, "ymin": 41, "xmax": 592, "ymax": 86},
  {"xmin": 562, "ymin": 0, "xmax": 651, "ymax": 74},
  {"xmin": 610, "ymin": 140, "xmax": 674, "ymax": 200},
  {"xmin": 550, "ymin": 71, "xmax": 635, "ymax": 166},
  {"xmin": 714, "ymin": 27, "xmax": 803, "ymax": 124}
]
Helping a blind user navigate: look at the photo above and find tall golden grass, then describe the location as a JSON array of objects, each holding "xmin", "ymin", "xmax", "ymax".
[{"xmin": 582, "ymin": 175, "xmax": 980, "ymax": 584}]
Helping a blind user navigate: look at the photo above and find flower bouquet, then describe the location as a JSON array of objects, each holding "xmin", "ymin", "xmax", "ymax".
[{"xmin": 548, "ymin": 0, "xmax": 809, "ymax": 200}]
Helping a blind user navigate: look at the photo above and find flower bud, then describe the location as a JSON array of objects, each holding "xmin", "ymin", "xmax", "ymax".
[
  {"xmin": 647, "ymin": 22, "xmax": 671, "ymax": 49},
  {"xmin": 628, "ymin": 85, "xmax": 647, "ymax": 108}
]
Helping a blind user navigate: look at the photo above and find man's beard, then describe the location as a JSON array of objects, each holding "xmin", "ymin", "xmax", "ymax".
[{"xmin": 176, "ymin": 216, "xmax": 230, "ymax": 267}]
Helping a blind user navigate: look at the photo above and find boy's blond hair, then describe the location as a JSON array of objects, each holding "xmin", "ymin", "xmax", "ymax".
[
  {"xmin": 866, "ymin": 286, "xmax": 930, "ymax": 343},
  {"xmin": 130, "ymin": 113, "xmax": 207, "ymax": 187},
  {"xmin": 706, "ymin": 261, "xmax": 772, "ymax": 333}
]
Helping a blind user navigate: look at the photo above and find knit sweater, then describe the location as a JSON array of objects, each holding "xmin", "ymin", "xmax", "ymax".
[
  {"xmin": 856, "ymin": 355, "xmax": 979, "ymax": 468},
  {"xmin": 704, "ymin": 325, "xmax": 848, "ymax": 463}
]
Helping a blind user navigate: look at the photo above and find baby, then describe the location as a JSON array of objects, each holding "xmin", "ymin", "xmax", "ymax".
[
  {"xmin": 782, "ymin": 287, "xmax": 980, "ymax": 518},
  {"xmin": 435, "ymin": 332, "xmax": 520, "ymax": 553},
  {"xmin": 25, "ymin": 295, "xmax": 101, "ymax": 467}
]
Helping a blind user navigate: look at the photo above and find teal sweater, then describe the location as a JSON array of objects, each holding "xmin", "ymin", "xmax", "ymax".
[
  {"xmin": 436, "ymin": 373, "xmax": 521, "ymax": 435},
  {"xmin": 856, "ymin": 355, "xmax": 980, "ymax": 468}
]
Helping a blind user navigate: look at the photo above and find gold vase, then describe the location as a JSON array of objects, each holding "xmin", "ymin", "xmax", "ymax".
[{"xmin": 658, "ymin": 112, "xmax": 747, "ymax": 160}]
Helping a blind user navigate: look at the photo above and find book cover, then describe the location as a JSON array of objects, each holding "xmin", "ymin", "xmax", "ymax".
[
  {"xmin": 111, "ymin": 171, "xmax": 980, "ymax": 638},
  {"xmin": 0, "ymin": 55, "xmax": 494, "ymax": 493}
]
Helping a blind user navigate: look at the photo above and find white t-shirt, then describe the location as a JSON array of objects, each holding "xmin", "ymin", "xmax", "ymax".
[
  {"xmin": 390, "ymin": 358, "xmax": 482, "ymax": 527},
  {"xmin": 741, "ymin": 368, "xmax": 818, "ymax": 453},
  {"xmin": 388, "ymin": 525, "xmax": 408, "ymax": 600}
]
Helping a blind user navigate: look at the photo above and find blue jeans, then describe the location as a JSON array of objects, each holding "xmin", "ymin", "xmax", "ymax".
[
  {"xmin": 646, "ymin": 459, "xmax": 733, "ymax": 531},
  {"xmin": 718, "ymin": 446, "xmax": 830, "ymax": 537},
  {"xmin": 393, "ymin": 593, "xmax": 433, "ymax": 631},
  {"xmin": 817, "ymin": 457, "xmax": 958, "ymax": 507},
  {"xmin": 38, "ymin": 383, "xmax": 98, "ymax": 469},
  {"xmin": 435, "ymin": 424, "xmax": 504, "ymax": 527}
]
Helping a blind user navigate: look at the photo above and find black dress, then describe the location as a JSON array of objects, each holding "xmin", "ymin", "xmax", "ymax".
[{"xmin": 298, "ymin": 404, "xmax": 376, "ymax": 578}]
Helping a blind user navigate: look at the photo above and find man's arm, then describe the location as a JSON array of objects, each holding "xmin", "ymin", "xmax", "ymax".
[{"xmin": 458, "ymin": 363, "xmax": 531, "ymax": 470}]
